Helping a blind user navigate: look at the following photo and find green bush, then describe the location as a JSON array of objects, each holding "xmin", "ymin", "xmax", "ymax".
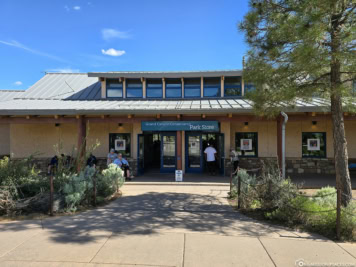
[
  {"xmin": 62, "ymin": 167, "xmax": 95, "ymax": 212},
  {"xmin": 0, "ymin": 156, "xmax": 44, "ymax": 200},
  {"xmin": 235, "ymin": 163, "xmax": 356, "ymax": 241},
  {"xmin": 98, "ymin": 164, "xmax": 125, "ymax": 197},
  {"xmin": 62, "ymin": 164, "xmax": 124, "ymax": 212}
]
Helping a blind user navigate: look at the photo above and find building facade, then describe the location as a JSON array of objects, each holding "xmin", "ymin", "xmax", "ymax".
[{"xmin": 0, "ymin": 71, "xmax": 355, "ymax": 176}]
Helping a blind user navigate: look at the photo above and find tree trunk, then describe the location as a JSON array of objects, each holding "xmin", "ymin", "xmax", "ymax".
[
  {"xmin": 330, "ymin": 9, "xmax": 353, "ymax": 207},
  {"xmin": 330, "ymin": 94, "xmax": 352, "ymax": 206}
]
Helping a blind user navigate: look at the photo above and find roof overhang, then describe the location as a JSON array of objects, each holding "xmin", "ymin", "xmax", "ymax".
[{"xmin": 88, "ymin": 70, "xmax": 243, "ymax": 79}]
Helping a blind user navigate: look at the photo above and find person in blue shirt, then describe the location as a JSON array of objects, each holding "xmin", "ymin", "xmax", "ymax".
[{"xmin": 113, "ymin": 153, "xmax": 133, "ymax": 181}]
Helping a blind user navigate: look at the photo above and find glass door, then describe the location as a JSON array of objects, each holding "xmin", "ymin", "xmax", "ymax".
[
  {"xmin": 137, "ymin": 134, "xmax": 144, "ymax": 175},
  {"xmin": 185, "ymin": 133, "xmax": 203, "ymax": 173},
  {"xmin": 160, "ymin": 133, "xmax": 176, "ymax": 173}
]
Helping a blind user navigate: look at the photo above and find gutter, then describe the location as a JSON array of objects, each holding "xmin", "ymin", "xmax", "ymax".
[{"xmin": 281, "ymin": 112, "xmax": 288, "ymax": 178}]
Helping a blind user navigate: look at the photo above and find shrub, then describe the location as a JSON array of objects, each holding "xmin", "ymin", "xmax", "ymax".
[
  {"xmin": 98, "ymin": 164, "xmax": 125, "ymax": 197},
  {"xmin": 62, "ymin": 167, "xmax": 95, "ymax": 212},
  {"xmin": 234, "ymin": 162, "xmax": 299, "ymax": 211},
  {"xmin": 234, "ymin": 162, "xmax": 356, "ymax": 241},
  {"xmin": 0, "ymin": 156, "xmax": 43, "ymax": 200}
]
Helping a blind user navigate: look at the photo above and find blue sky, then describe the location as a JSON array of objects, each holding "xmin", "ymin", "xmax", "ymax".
[{"xmin": 0, "ymin": 0, "xmax": 249, "ymax": 90}]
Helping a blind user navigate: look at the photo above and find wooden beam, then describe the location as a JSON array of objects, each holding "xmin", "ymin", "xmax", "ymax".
[
  {"xmin": 177, "ymin": 131, "xmax": 182, "ymax": 170},
  {"xmin": 0, "ymin": 117, "xmax": 78, "ymax": 124},
  {"xmin": 77, "ymin": 116, "xmax": 86, "ymax": 171}
]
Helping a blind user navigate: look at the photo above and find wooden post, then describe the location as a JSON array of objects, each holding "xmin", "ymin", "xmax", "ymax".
[
  {"xmin": 177, "ymin": 131, "xmax": 182, "ymax": 170},
  {"xmin": 93, "ymin": 172, "xmax": 97, "ymax": 206},
  {"xmin": 237, "ymin": 171, "xmax": 241, "ymax": 209},
  {"xmin": 336, "ymin": 188, "xmax": 341, "ymax": 240},
  {"xmin": 77, "ymin": 116, "xmax": 86, "ymax": 172},
  {"xmin": 49, "ymin": 174, "xmax": 54, "ymax": 216},
  {"xmin": 276, "ymin": 115, "xmax": 283, "ymax": 171}
]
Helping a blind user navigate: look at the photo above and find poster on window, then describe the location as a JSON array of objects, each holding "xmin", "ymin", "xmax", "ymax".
[
  {"xmin": 307, "ymin": 139, "xmax": 320, "ymax": 151},
  {"xmin": 115, "ymin": 139, "xmax": 126, "ymax": 151},
  {"xmin": 241, "ymin": 139, "xmax": 252, "ymax": 150}
]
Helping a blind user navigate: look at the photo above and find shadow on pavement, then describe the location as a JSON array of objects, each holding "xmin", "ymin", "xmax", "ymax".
[{"xmin": 0, "ymin": 190, "xmax": 325, "ymax": 245}]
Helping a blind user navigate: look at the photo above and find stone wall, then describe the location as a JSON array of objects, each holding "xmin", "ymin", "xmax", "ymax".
[
  {"xmin": 286, "ymin": 158, "xmax": 335, "ymax": 175},
  {"xmin": 224, "ymin": 157, "xmax": 338, "ymax": 175}
]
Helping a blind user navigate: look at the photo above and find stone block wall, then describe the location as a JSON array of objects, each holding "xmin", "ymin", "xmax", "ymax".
[
  {"xmin": 286, "ymin": 158, "xmax": 335, "ymax": 175},
  {"xmin": 224, "ymin": 157, "xmax": 338, "ymax": 175}
]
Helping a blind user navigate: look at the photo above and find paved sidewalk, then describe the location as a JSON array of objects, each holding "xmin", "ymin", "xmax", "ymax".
[{"xmin": 0, "ymin": 183, "xmax": 355, "ymax": 267}]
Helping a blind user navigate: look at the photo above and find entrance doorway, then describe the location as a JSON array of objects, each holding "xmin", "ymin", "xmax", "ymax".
[
  {"xmin": 137, "ymin": 132, "xmax": 177, "ymax": 175},
  {"xmin": 185, "ymin": 133, "xmax": 224, "ymax": 174}
]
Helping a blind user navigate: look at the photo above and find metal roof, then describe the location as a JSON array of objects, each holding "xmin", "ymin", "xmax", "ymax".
[
  {"xmin": 0, "ymin": 73, "xmax": 337, "ymax": 116},
  {"xmin": 88, "ymin": 70, "xmax": 243, "ymax": 78},
  {"xmin": 18, "ymin": 73, "xmax": 101, "ymax": 100},
  {"xmin": 0, "ymin": 90, "xmax": 25, "ymax": 102},
  {"xmin": 0, "ymin": 98, "xmax": 332, "ymax": 116}
]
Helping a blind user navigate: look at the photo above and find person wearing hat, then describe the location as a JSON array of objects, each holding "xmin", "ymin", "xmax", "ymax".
[{"xmin": 107, "ymin": 148, "xmax": 117, "ymax": 165}]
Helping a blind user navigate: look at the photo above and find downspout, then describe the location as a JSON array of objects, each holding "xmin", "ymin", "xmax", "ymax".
[{"xmin": 281, "ymin": 112, "xmax": 288, "ymax": 178}]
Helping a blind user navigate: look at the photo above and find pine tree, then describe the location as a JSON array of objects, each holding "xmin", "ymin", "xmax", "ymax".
[{"xmin": 239, "ymin": 0, "xmax": 355, "ymax": 206}]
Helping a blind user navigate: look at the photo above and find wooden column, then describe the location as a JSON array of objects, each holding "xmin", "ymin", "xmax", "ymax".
[
  {"xmin": 77, "ymin": 115, "xmax": 86, "ymax": 171},
  {"xmin": 276, "ymin": 115, "xmax": 282, "ymax": 169},
  {"xmin": 177, "ymin": 131, "xmax": 182, "ymax": 170}
]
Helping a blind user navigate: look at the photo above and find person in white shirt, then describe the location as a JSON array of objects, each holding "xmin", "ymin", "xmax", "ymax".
[
  {"xmin": 230, "ymin": 147, "xmax": 239, "ymax": 173},
  {"xmin": 204, "ymin": 143, "xmax": 217, "ymax": 175}
]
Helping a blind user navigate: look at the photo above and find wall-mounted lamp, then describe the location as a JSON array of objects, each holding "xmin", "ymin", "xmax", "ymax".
[
  {"xmin": 244, "ymin": 122, "xmax": 249, "ymax": 126},
  {"xmin": 312, "ymin": 121, "xmax": 317, "ymax": 125},
  {"xmin": 118, "ymin": 123, "xmax": 123, "ymax": 127},
  {"xmin": 55, "ymin": 123, "xmax": 60, "ymax": 127}
]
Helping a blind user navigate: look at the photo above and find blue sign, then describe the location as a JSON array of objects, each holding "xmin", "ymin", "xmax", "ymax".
[{"xmin": 141, "ymin": 121, "xmax": 219, "ymax": 132}]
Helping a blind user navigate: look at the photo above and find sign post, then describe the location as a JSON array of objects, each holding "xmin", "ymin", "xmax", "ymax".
[{"xmin": 175, "ymin": 170, "xmax": 183, "ymax": 182}]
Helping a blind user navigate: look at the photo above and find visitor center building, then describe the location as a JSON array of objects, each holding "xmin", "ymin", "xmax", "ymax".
[{"xmin": 0, "ymin": 70, "xmax": 355, "ymax": 176}]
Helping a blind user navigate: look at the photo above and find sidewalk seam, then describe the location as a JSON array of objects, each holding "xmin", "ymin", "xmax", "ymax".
[
  {"xmin": 335, "ymin": 242, "xmax": 356, "ymax": 260},
  {"xmin": 0, "ymin": 230, "xmax": 42, "ymax": 259},
  {"xmin": 182, "ymin": 233, "xmax": 186, "ymax": 267},
  {"xmin": 258, "ymin": 237, "xmax": 277, "ymax": 267},
  {"xmin": 89, "ymin": 231, "xmax": 113, "ymax": 263}
]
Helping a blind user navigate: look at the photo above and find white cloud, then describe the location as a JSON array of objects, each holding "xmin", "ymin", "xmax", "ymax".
[
  {"xmin": 0, "ymin": 40, "xmax": 68, "ymax": 63},
  {"xmin": 101, "ymin": 48, "xmax": 126, "ymax": 57},
  {"xmin": 14, "ymin": 81, "xmax": 22, "ymax": 86},
  {"xmin": 46, "ymin": 67, "xmax": 80, "ymax": 73},
  {"xmin": 73, "ymin": 6, "xmax": 81, "ymax": 10},
  {"xmin": 102, "ymin": 29, "xmax": 131, "ymax": 41}
]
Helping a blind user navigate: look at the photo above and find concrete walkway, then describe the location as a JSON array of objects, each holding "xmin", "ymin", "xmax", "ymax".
[{"xmin": 0, "ymin": 183, "xmax": 355, "ymax": 267}]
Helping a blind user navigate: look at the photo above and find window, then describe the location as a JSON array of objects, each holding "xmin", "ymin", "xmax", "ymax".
[
  {"xmin": 235, "ymin": 132, "xmax": 258, "ymax": 157},
  {"xmin": 203, "ymin": 77, "xmax": 220, "ymax": 97},
  {"xmin": 146, "ymin": 78, "xmax": 163, "ymax": 98},
  {"xmin": 106, "ymin": 79, "xmax": 123, "ymax": 98},
  {"xmin": 109, "ymin": 133, "xmax": 131, "ymax": 157},
  {"xmin": 302, "ymin": 132, "xmax": 326, "ymax": 158},
  {"xmin": 224, "ymin": 76, "xmax": 242, "ymax": 97},
  {"xmin": 184, "ymin": 78, "xmax": 201, "ymax": 98},
  {"xmin": 126, "ymin": 79, "xmax": 143, "ymax": 98},
  {"xmin": 244, "ymin": 83, "xmax": 256, "ymax": 94},
  {"xmin": 165, "ymin": 78, "xmax": 182, "ymax": 98}
]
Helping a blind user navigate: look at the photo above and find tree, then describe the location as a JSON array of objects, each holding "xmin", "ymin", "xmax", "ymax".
[{"xmin": 239, "ymin": 0, "xmax": 355, "ymax": 206}]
